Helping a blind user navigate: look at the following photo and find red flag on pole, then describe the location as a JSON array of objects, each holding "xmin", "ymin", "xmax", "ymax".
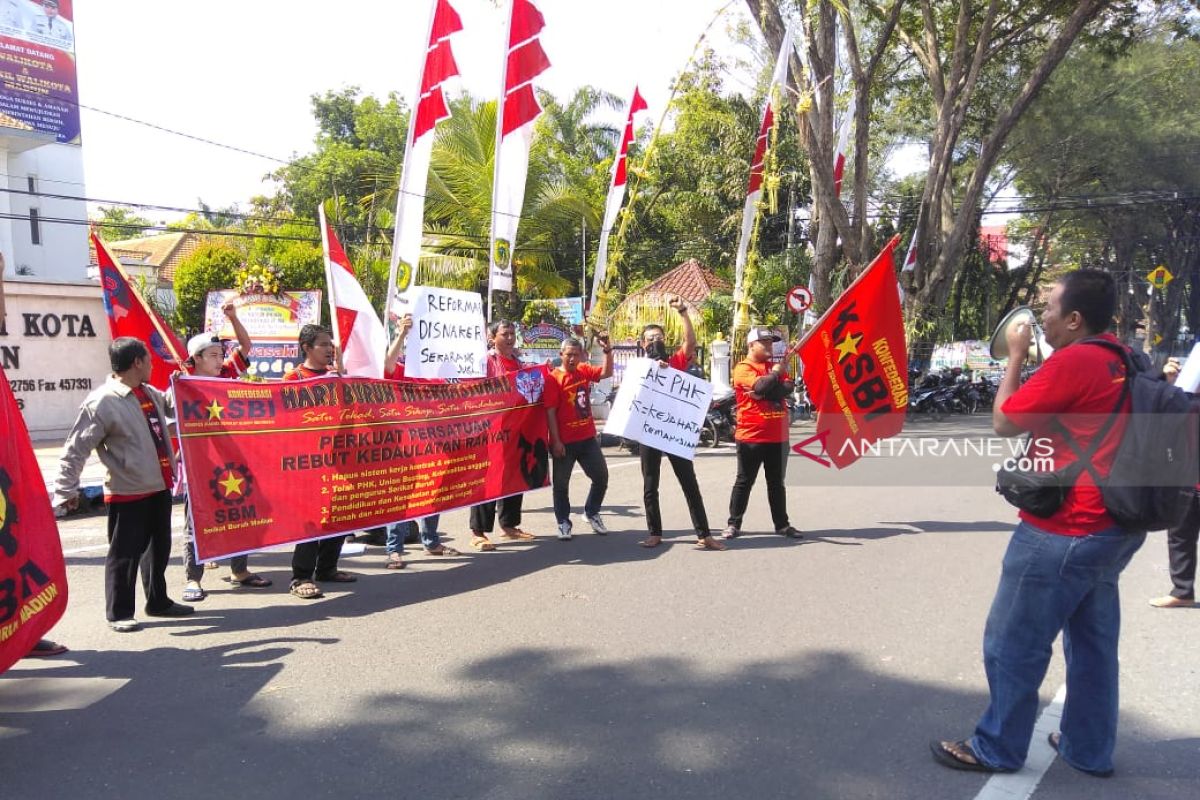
[
  {"xmin": 0, "ymin": 367, "xmax": 69, "ymax": 674},
  {"xmin": 796, "ymin": 236, "xmax": 908, "ymax": 468},
  {"xmin": 92, "ymin": 229, "xmax": 186, "ymax": 390}
]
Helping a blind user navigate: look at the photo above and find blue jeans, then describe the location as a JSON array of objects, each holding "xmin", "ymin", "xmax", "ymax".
[
  {"xmin": 385, "ymin": 515, "xmax": 441, "ymax": 555},
  {"xmin": 971, "ymin": 522, "xmax": 1145, "ymax": 773}
]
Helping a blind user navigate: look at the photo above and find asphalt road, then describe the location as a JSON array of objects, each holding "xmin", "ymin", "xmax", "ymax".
[{"xmin": 2, "ymin": 417, "xmax": 1197, "ymax": 799}]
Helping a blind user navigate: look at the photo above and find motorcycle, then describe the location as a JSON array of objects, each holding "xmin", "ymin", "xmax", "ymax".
[{"xmin": 703, "ymin": 388, "xmax": 736, "ymax": 447}]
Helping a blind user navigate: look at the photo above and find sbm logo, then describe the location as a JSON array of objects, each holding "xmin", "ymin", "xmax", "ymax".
[{"xmin": 209, "ymin": 462, "xmax": 258, "ymax": 524}]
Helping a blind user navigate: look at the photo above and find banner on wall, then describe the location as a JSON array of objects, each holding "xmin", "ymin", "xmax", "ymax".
[
  {"xmin": 0, "ymin": 0, "xmax": 79, "ymax": 143},
  {"xmin": 174, "ymin": 368, "xmax": 553, "ymax": 561},
  {"xmin": 203, "ymin": 291, "xmax": 322, "ymax": 380}
]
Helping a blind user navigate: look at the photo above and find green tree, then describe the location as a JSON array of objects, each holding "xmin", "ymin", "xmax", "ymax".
[
  {"xmin": 172, "ymin": 243, "xmax": 244, "ymax": 334},
  {"xmin": 93, "ymin": 205, "xmax": 156, "ymax": 239}
]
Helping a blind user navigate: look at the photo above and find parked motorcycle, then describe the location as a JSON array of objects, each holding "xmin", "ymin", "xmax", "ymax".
[{"xmin": 704, "ymin": 389, "xmax": 736, "ymax": 447}]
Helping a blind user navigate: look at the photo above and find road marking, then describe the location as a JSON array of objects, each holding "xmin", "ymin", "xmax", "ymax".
[{"xmin": 973, "ymin": 684, "xmax": 1065, "ymax": 800}]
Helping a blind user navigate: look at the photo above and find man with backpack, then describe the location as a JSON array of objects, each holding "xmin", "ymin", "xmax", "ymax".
[{"xmin": 931, "ymin": 270, "xmax": 1149, "ymax": 778}]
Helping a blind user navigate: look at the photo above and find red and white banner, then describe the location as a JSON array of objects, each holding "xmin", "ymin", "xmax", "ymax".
[
  {"xmin": 796, "ymin": 236, "xmax": 908, "ymax": 469},
  {"xmin": 0, "ymin": 367, "xmax": 68, "ymax": 674},
  {"xmin": 174, "ymin": 369, "xmax": 553, "ymax": 561},
  {"xmin": 590, "ymin": 86, "xmax": 647, "ymax": 311},
  {"xmin": 387, "ymin": 0, "xmax": 463, "ymax": 330},
  {"xmin": 733, "ymin": 24, "xmax": 791, "ymax": 318},
  {"xmin": 489, "ymin": 0, "xmax": 550, "ymax": 295},
  {"xmin": 320, "ymin": 206, "xmax": 388, "ymax": 378},
  {"xmin": 93, "ymin": 229, "xmax": 186, "ymax": 391}
]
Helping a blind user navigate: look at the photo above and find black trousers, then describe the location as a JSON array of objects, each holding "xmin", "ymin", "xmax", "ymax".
[
  {"xmin": 291, "ymin": 536, "xmax": 345, "ymax": 582},
  {"xmin": 641, "ymin": 446, "xmax": 709, "ymax": 538},
  {"xmin": 105, "ymin": 490, "xmax": 173, "ymax": 621},
  {"xmin": 1166, "ymin": 493, "xmax": 1200, "ymax": 599},
  {"xmin": 469, "ymin": 494, "xmax": 523, "ymax": 534},
  {"xmin": 727, "ymin": 441, "xmax": 789, "ymax": 531},
  {"xmin": 551, "ymin": 438, "xmax": 609, "ymax": 523}
]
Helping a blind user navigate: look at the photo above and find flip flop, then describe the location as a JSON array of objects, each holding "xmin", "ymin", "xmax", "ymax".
[
  {"xmin": 639, "ymin": 536, "xmax": 663, "ymax": 548},
  {"xmin": 182, "ymin": 585, "xmax": 207, "ymax": 602},
  {"xmin": 929, "ymin": 740, "xmax": 1005, "ymax": 773},
  {"xmin": 227, "ymin": 574, "xmax": 273, "ymax": 588},
  {"xmin": 695, "ymin": 537, "xmax": 726, "ymax": 551},
  {"xmin": 1047, "ymin": 732, "xmax": 1114, "ymax": 778},
  {"xmin": 500, "ymin": 529, "xmax": 536, "ymax": 540},
  {"xmin": 424, "ymin": 546, "xmax": 460, "ymax": 556},
  {"xmin": 289, "ymin": 580, "xmax": 323, "ymax": 599},
  {"xmin": 26, "ymin": 639, "xmax": 68, "ymax": 657},
  {"xmin": 386, "ymin": 553, "xmax": 406, "ymax": 570},
  {"xmin": 470, "ymin": 536, "xmax": 497, "ymax": 552}
]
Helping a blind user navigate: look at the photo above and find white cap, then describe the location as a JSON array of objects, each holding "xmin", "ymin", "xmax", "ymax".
[
  {"xmin": 747, "ymin": 326, "xmax": 781, "ymax": 343},
  {"xmin": 187, "ymin": 332, "xmax": 222, "ymax": 359}
]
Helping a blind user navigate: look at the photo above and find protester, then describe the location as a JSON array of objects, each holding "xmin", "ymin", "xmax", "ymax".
[
  {"xmin": 55, "ymin": 337, "xmax": 195, "ymax": 631},
  {"xmin": 931, "ymin": 269, "xmax": 1144, "ymax": 778},
  {"xmin": 549, "ymin": 335, "xmax": 613, "ymax": 540},
  {"xmin": 1149, "ymin": 494, "xmax": 1199, "ymax": 608},
  {"xmin": 283, "ymin": 324, "xmax": 356, "ymax": 598},
  {"xmin": 637, "ymin": 297, "xmax": 724, "ymax": 551},
  {"xmin": 723, "ymin": 328, "xmax": 802, "ymax": 540},
  {"xmin": 467, "ymin": 320, "xmax": 564, "ymax": 549},
  {"xmin": 177, "ymin": 301, "xmax": 272, "ymax": 601},
  {"xmin": 380, "ymin": 315, "xmax": 455, "ymax": 566}
]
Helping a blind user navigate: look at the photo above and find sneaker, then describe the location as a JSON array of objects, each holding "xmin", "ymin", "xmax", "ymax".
[
  {"xmin": 108, "ymin": 618, "xmax": 141, "ymax": 633},
  {"xmin": 557, "ymin": 521, "xmax": 573, "ymax": 541},
  {"xmin": 776, "ymin": 526, "xmax": 804, "ymax": 539},
  {"xmin": 721, "ymin": 525, "xmax": 740, "ymax": 540},
  {"xmin": 586, "ymin": 514, "xmax": 608, "ymax": 535},
  {"xmin": 145, "ymin": 602, "xmax": 195, "ymax": 618}
]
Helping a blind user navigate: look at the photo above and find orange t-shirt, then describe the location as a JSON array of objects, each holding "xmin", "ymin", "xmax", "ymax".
[
  {"xmin": 733, "ymin": 359, "xmax": 790, "ymax": 443},
  {"xmin": 550, "ymin": 363, "xmax": 603, "ymax": 444}
]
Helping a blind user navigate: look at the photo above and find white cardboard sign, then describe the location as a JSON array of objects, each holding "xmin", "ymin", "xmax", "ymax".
[
  {"xmin": 405, "ymin": 286, "xmax": 487, "ymax": 379},
  {"xmin": 605, "ymin": 358, "xmax": 713, "ymax": 460}
]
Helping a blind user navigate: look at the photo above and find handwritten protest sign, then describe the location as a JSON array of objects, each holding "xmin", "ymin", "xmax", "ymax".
[
  {"xmin": 406, "ymin": 287, "xmax": 487, "ymax": 379},
  {"xmin": 604, "ymin": 357, "xmax": 713, "ymax": 460}
]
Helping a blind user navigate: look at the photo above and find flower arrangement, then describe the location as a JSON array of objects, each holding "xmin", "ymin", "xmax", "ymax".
[{"xmin": 235, "ymin": 263, "xmax": 281, "ymax": 296}]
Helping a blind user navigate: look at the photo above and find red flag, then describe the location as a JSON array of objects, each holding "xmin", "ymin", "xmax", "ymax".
[
  {"xmin": 92, "ymin": 229, "xmax": 186, "ymax": 391},
  {"xmin": 0, "ymin": 367, "xmax": 69, "ymax": 674},
  {"xmin": 797, "ymin": 236, "xmax": 908, "ymax": 468}
]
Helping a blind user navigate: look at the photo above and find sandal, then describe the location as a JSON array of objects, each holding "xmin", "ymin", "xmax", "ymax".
[
  {"xmin": 695, "ymin": 536, "xmax": 726, "ymax": 551},
  {"xmin": 182, "ymin": 583, "xmax": 207, "ymax": 602},
  {"xmin": 289, "ymin": 580, "xmax": 323, "ymax": 599},
  {"xmin": 1047, "ymin": 732, "xmax": 1114, "ymax": 778},
  {"xmin": 386, "ymin": 553, "xmax": 406, "ymax": 570},
  {"xmin": 639, "ymin": 535, "xmax": 663, "ymax": 549},
  {"xmin": 424, "ymin": 545, "xmax": 460, "ymax": 556},
  {"xmin": 929, "ymin": 740, "xmax": 1004, "ymax": 773},
  {"xmin": 470, "ymin": 536, "xmax": 496, "ymax": 552},
  {"xmin": 500, "ymin": 528, "xmax": 536, "ymax": 541},
  {"xmin": 26, "ymin": 639, "xmax": 68, "ymax": 657},
  {"xmin": 227, "ymin": 573, "xmax": 273, "ymax": 588},
  {"xmin": 315, "ymin": 571, "xmax": 358, "ymax": 583}
]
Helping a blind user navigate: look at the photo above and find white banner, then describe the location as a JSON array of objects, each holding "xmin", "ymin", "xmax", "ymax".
[
  {"xmin": 604, "ymin": 358, "xmax": 713, "ymax": 460},
  {"xmin": 405, "ymin": 286, "xmax": 487, "ymax": 379}
]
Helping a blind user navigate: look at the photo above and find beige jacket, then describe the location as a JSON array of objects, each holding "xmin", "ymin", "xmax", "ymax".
[{"xmin": 55, "ymin": 375, "xmax": 176, "ymax": 503}]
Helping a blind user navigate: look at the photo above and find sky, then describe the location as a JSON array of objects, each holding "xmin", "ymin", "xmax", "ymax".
[{"xmin": 70, "ymin": 0, "xmax": 763, "ymax": 222}]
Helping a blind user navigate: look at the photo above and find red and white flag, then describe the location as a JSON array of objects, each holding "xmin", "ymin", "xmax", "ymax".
[
  {"xmin": 590, "ymin": 86, "xmax": 647, "ymax": 311},
  {"xmin": 388, "ymin": 0, "xmax": 463, "ymax": 332},
  {"xmin": 92, "ymin": 229, "xmax": 185, "ymax": 391},
  {"xmin": 733, "ymin": 25, "xmax": 792, "ymax": 321},
  {"xmin": 319, "ymin": 205, "xmax": 387, "ymax": 378},
  {"xmin": 832, "ymin": 93, "xmax": 856, "ymax": 198},
  {"xmin": 489, "ymin": 0, "xmax": 550, "ymax": 297}
]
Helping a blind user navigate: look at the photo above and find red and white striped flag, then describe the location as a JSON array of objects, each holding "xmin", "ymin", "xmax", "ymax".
[
  {"xmin": 833, "ymin": 93, "xmax": 856, "ymax": 198},
  {"xmin": 590, "ymin": 86, "xmax": 647, "ymax": 311},
  {"xmin": 388, "ymin": 0, "xmax": 463, "ymax": 332},
  {"xmin": 489, "ymin": 0, "xmax": 550, "ymax": 298},
  {"xmin": 319, "ymin": 205, "xmax": 387, "ymax": 378},
  {"xmin": 733, "ymin": 24, "xmax": 792, "ymax": 322}
]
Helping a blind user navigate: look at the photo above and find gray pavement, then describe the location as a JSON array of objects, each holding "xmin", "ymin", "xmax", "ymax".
[{"xmin": 2, "ymin": 417, "xmax": 1198, "ymax": 799}]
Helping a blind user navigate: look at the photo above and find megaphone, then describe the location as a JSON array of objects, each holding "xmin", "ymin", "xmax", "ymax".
[{"xmin": 989, "ymin": 306, "xmax": 1053, "ymax": 364}]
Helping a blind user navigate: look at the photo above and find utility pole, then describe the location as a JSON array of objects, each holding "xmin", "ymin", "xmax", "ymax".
[
  {"xmin": 581, "ymin": 216, "xmax": 587, "ymax": 301},
  {"xmin": 785, "ymin": 184, "xmax": 795, "ymax": 275}
]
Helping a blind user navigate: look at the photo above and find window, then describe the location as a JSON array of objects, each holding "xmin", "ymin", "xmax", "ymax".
[
  {"xmin": 30, "ymin": 208, "xmax": 41, "ymax": 245},
  {"xmin": 27, "ymin": 175, "xmax": 36, "ymax": 194}
]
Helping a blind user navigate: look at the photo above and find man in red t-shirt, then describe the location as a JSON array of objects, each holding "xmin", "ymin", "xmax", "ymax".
[
  {"xmin": 933, "ymin": 270, "xmax": 1147, "ymax": 778},
  {"xmin": 638, "ymin": 297, "xmax": 724, "ymax": 551},
  {"xmin": 549, "ymin": 334, "xmax": 613, "ymax": 539},
  {"xmin": 723, "ymin": 327, "xmax": 802, "ymax": 540},
  {"xmin": 467, "ymin": 320, "xmax": 564, "ymax": 549}
]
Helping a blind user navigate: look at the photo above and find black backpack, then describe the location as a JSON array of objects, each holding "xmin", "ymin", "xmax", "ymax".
[{"xmin": 1066, "ymin": 339, "xmax": 1199, "ymax": 532}]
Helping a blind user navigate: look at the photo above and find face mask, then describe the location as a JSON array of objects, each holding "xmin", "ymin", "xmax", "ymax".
[{"xmin": 645, "ymin": 340, "xmax": 668, "ymax": 361}]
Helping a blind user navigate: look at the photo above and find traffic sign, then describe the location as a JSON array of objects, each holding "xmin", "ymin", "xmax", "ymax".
[
  {"xmin": 786, "ymin": 285, "xmax": 813, "ymax": 314},
  {"xmin": 1148, "ymin": 265, "xmax": 1173, "ymax": 290}
]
